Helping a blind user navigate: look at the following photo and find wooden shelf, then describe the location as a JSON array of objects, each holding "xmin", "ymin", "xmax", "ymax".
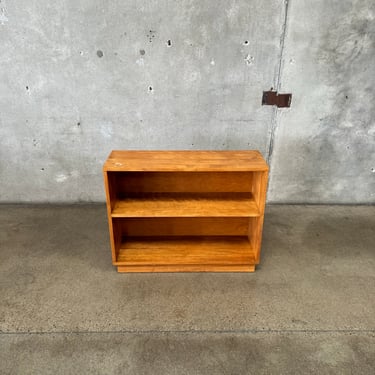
[
  {"xmin": 104, "ymin": 151, "xmax": 269, "ymax": 172},
  {"xmin": 103, "ymin": 150, "xmax": 269, "ymax": 273},
  {"xmin": 111, "ymin": 193, "xmax": 260, "ymax": 218},
  {"xmin": 115, "ymin": 236, "xmax": 255, "ymax": 272}
]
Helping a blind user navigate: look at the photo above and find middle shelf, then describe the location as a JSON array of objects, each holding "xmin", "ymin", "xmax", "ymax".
[{"xmin": 111, "ymin": 192, "xmax": 260, "ymax": 218}]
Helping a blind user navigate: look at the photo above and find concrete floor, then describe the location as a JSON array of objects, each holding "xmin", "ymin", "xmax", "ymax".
[{"xmin": 0, "ymin": 205, "xmax": 374, "ymax": 374}]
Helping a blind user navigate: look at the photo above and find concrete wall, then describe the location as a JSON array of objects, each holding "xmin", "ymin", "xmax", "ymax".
[
  {"xmin": 0, "ymin": 0, "xmax": 374, "ymax": 203},
  {"xmin": 268, "ymin": 0, "xmax": 375, "ymax": 203}
]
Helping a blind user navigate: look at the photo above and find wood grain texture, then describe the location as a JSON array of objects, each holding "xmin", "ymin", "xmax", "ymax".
[
  {"xmin": 103, "ymin": 151, "xmax": 269, "ymax": 172},
  {"xmin": 115, "ymin": 217, "xmax": 250, "ymax": 237},
  {"xmin": 103, "ymin": 150, "xmax": 268, "ymax": 273},
  {"xmin": 117, "ymin": 264, "xmax": 255, "ymax": 272},
  {"xmin": 111, "ymin": 193, "xmax": 260, "ymax": 217},
  {"xmin": 114, "ymin": 172, "xmax": 253, "ymax": 193},
  {"xmin": 115, "ymin": 236, "xmax": 255, "ymax": 266},
  {"xmin": 103, "ymin": 171, "xmax": 117, "ymax": 262},
  {"xmin": 248, "ymin": 170, "xmax": 269, "ymax": 263}
]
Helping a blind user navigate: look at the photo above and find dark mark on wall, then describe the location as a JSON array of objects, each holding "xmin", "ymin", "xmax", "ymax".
[
  {"xmin": 97, "ymin": 50, "xmax": 104, "ymax": 58},
  {"xmin": 77, "ymin": 122, "xmax": 81, "ymax": 127},
  {"xmin": 40, "ymin": 168, "xmax": 45, "ymax": 171},
  {"xmin": 243, "ymin": 40, "xmax": 249, "ymax": 45},
  {"xmin": 147, "ymin": 30, "xmax": 156, "ymax": 43},
  {"xmin": 262, "ymin": 90, "xmax": 292, "ymax": 108},
  {"xmin": 245, "ymin": 55, "xmax": 254, "ymax": 65},
  {"xmin": 140, "ymin": 49, "xmax": 145, "ymax": 55},
  {"xmin": 148, "ymin": 86, "xmax": 153, "ymax": 92},
  {"xmin": 26, "ymin": 86, "xmax": 29, "ymax": 90},
  {"xmin": 167, "ymin": 40, "xmax": 172, "ymax": 47}
]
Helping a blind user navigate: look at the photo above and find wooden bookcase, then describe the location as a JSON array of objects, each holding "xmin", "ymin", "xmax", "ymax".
[{"xmin": 103, "ymin": 151, "xmax": 268, "ymax": 273}]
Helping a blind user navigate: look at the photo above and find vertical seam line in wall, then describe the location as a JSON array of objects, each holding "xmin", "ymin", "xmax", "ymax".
[{"xmin": 266, "ymin": 0, "xmax": 290, "ymax": 165}]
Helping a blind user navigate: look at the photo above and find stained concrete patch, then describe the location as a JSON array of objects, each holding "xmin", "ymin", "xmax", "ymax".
[{"xmin": 0, "ymin": 332, "xmax": 374, "ymax": 374}]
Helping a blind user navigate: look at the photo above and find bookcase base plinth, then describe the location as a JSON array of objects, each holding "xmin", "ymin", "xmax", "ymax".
[{"xmin": 117, "ymin": 265, "xmax": 255, "ymax": 273}]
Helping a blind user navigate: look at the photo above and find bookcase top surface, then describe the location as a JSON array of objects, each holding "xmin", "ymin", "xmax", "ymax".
[{"xmin": 103, "ymin": 150, "xmax": 268, "ymax": 172}]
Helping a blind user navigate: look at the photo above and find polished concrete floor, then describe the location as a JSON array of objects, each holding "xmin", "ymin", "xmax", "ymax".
[{"xmin": 0, "ymin": 205, "xmax": 374, "ymax": 374}]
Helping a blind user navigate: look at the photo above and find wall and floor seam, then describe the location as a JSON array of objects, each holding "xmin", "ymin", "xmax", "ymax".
[{"xmin": 2, "ymin": 328, "xmax": 375, "ymax": 336}]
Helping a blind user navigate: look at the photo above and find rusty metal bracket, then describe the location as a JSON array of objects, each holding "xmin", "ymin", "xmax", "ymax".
[{"xmin": 262, "ymin": 90, "xmax": 292, "ymax": 108}]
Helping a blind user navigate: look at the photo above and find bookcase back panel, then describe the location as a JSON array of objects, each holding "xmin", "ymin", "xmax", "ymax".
[
  {"xmin": 115, "ymin": 217, "xmax": 250, "ymax": 237},
  {"xmin": 112, "ymin": 172, "xmax": 253, "ymax": 194}
]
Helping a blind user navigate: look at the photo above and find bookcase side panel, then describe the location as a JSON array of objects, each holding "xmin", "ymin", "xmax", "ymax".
[
  {"xmin": 103, "ymin": 171, "xmax": 117, "ymax": 263},
  {"xmin": 248, "ymin": 170, "xmax": 268, "ymax": 263}
]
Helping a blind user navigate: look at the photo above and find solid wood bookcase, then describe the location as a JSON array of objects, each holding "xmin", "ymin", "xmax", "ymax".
[{"xmin": 103, "ymin": 151, "xmax": 268, "ymax": 273}]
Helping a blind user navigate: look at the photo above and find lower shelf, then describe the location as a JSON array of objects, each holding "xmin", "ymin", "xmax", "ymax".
[{"xmin": 115, "ymin": 236, "xmax": 255, "ymax": 273}]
